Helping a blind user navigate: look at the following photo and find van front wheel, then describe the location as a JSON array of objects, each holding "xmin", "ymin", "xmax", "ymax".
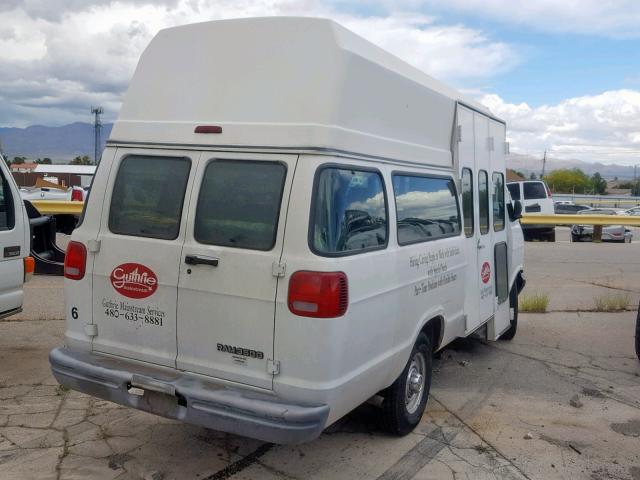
[{"xmin": 382, "ymin": 333, "xmax": 432, "ymax": 435}]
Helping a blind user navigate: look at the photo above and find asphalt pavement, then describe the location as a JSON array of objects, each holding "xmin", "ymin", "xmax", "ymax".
[{"xmin": 1, "ymin": 235, "xmax": 639, "ymax": 479}]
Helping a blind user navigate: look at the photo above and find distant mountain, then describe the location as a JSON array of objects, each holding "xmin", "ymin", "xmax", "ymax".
[
  {"xmin": 0, "ymin": 122, "xmax": 113, "ymax": 162},
  {"xmin": 507, "ymin": 153, "xmax": 637, "ymax": 180},
  {"xmin": 0, "ymin": 123, "xmax": 636, "ymax": 179}
]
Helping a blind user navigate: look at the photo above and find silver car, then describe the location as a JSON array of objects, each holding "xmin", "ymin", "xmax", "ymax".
[
  {"xmin": 571, "ymin": 208, "xmax": 633, "ymax": 243},
  {"xmin": 625, "ymin": 206, "xmax": 640, "ymax": 216}
]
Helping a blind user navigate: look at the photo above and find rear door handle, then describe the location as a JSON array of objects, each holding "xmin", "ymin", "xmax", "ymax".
[{"xmin": 185, "ymin": 254, "xmax": 219, "ymax": 267}]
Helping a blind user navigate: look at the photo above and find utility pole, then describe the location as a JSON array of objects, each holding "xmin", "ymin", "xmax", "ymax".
[
  {"xmin": 541, "ymin": 150, "xmax": 547, "ymax": 179},
  {"xmin": 91, "ymin": 106, "xmax": 104, "ymax": 165}
]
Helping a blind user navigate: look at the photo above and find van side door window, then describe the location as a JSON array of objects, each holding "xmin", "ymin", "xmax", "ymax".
[
  {"xmin": 392, "ymin": 174, "xmax": 461, "ymax": 245},
  {"xmin": 0, "ymin": 169, "xmax": 15, "ymax": 231},
  {"xmin": 461, "ymin": 168, "xmax": 473, "ymax": 238},
  {"xmin": 478, "ymin": 170, "xmax": 489, "ymax": 235},
  {"xmin": 311, "ymin": 167, "xmax": 387, "ymax": 255},
  {"xmin": 492, "ymin": 172, "xmax": 505, "ymax": 232}
]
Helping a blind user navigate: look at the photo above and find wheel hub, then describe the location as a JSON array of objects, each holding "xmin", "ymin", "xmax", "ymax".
[{"xmin": 405, "ymin": 352, "xmax": 427, "ymax": 414}]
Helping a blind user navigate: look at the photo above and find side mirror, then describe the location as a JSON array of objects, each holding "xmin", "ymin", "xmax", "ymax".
[{"xmin": 508, "ymin": 200, "xmax": 523, "ymax": 221}]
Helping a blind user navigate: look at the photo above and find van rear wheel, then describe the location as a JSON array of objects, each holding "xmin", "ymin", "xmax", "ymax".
[{"xmin": 382, "ymin": 333, "xmax": 432, "ymax": 435}]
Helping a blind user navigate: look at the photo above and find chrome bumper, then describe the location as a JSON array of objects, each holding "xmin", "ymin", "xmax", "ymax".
[{"xmin": 49, "ymin": 347, "xmax": 329, "ymax": 444}]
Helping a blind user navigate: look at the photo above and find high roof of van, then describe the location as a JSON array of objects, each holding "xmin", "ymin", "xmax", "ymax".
[{"xmin": 110, "ymin": 17, "xmax": 500, "ymax": 166}]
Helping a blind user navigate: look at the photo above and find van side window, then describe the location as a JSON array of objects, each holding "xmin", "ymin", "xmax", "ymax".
[
  {"xmin": 479, "ymin": 170, "xmax": 489, "ymax": 235},
  {"xmin": 194, "ymin": 160, "xmax": 286, "ymax": 251},
  {"xmin": 492, "ymin": 172, "xmax": 505, "ymax": 232},
  {"xmin": 392, "ymin": 174, "xmax": 461, "ymax": 245},
  {"xmin": 311, "ymin": 167, "xmax": 387, "ymax": 255},
  {"xmin": 523, "ymin": 181, "xmax": 547, "ymax": 200},
  {"xmin": 506, "ymin": 183, "xmax": 520, "ymax": 200},
  {"xmin": 0, "ymin": 169, "xmax": 15, "ymax": 231},
  {"xmin": 109, "ymin": 155, "xmax": 191, "ymax": 240},
  {"xmin": 461, "ymin": 168, "xmax": 473, "ymax": 237}
]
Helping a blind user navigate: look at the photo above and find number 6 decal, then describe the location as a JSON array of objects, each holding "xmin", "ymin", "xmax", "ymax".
[{"xmin": 71, "ymin": 307, "xmax": 78, "ymax": 320}]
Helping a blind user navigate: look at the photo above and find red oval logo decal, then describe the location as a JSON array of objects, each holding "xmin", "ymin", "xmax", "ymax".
[
  {"xmin": 481, "ymin": 261, "xmax": 491, "ymax": 284},
  {"xmin": 110, "ymin": 263, "xmax": 158, "ymax": 299}
]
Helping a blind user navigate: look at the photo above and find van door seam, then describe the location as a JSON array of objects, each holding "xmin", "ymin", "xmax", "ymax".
[
  {"xmin": 174, "ymin": 151, "xmax": 203, "ymax": 370},
  {"xmin": 271, "ymin": 154, "xmax": 300, "ymax": 386}
]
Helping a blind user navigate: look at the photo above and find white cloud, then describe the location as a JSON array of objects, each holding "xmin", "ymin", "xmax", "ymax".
[
  {"xmin": 0, "ymin": 0, "xmax": 518, "ymax": 126},
  {"xmin": 379, "ymin": 0, "xmax": 640, "ymax": 37},
  {"xmin": 481, "ymin": 90, "xmax": 640, "ymax": 166}
]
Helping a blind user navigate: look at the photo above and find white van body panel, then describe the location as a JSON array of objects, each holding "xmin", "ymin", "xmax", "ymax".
[
  {"xmin": 52, "ymin": 18, "xmax": 524, "ymax": 444},
  {"xmin": 111, "ymin": 17, "xmax": 491, "ymax": 167},
  {"xmin": 0, "ymin": 156, "xmax": 30, "ymax": 318}
]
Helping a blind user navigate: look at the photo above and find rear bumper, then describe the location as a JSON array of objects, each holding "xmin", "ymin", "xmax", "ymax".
[{"xmin": 49, "ymin": 347, "xmax": 329, "ymax": 444}]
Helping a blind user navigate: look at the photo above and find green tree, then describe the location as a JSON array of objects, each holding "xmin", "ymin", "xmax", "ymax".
[
  {"xmin": 35, "ymin": 157, "xmax": 52, "ymax": 164},
  {"xmin": 69, "ymin": 155, "xmax": 92, "ymax": 165},
  {"xmin": 590, "ymin": 172, "xmax": 607, "ymax": 195},
  {"xmin": 12, "ymin": 156, "xmax": 26, "ymax": 164},
  {"xmin": 3, "ymin": 156, "xmax": 10, "ymax": 166},
  {"xmin": 544, "ymin": 168, "xmax": 591, "ymax": 194},
  {"xmin": 529, "ymin": 172, "xmax": 538, "ymax": 180}
]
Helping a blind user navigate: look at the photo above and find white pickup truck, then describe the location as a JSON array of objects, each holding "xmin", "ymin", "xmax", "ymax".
[
  {"xmin": 20, "ymin": 185, "xmax": 86, "ymax": 202},
  {"xmin": 1, "ymin": 155, "xmax": 34, "ymax": 319}
]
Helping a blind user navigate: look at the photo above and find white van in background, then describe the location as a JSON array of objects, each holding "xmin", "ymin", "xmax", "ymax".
[
  {"xmin": 507, "ymin": 180, "xmax": 555, "ymax": 241},
  {"xmin": 50, "ymin": 18, "xmax": 525, "ymax": 444},
  {"xmin": 0, "ymin": 155, "xmax": 34, "ymax": 319}
]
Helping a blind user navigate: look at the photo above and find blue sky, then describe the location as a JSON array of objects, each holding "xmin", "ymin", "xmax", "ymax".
[
  {"xmin": 0, "ymin": 0, "xmax": 638, "ymax": 164},
  {"xmin": 457, "ymin": 19, "xmax": 639, "ymax": 106}
]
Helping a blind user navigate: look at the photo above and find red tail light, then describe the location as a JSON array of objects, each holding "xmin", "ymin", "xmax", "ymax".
[
  {"xmin": 544, "ymin": 182, "xmax": 552, "ymax": 197},
  {"xmin": 194, "ymin": 125, "xmax": 223, "ymax": 134},
  {"xmin": 64, "ymin": 241, "xmax": 87, "ymax": 280},
  {"xmin": 288, "ymin": 271, "xmax": 348, "ymax": 318},
  {"xmin": 71, "ymin": 189, "xmax": 83, "ymax": 201}
]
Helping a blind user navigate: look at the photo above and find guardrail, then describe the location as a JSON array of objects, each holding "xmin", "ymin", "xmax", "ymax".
[
  {"xmin": 521, "ymin": 214, "xmax": 640, "ymax": 226},
  {"xmin": 30, "ymin": 200, "xmax": 84, "ymax": 216},
  {"xmin": 553, "ymin": 194, "xmax": 640, "ymax": 208}
]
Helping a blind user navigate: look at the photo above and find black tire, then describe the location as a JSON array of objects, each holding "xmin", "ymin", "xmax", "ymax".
[
  {"xmin": 500, "ymin": 286, "xmax": 518, "ymax": 341},
  {"xmin": 635, "ymin": 302, "xmax": 640, "ymax": 361},
  {"xmin": 382, "ymin": 332, "xmax": 433, "ymax": 436},
  {"xmin": 547, "ymin": 230, "xmax": 556, "ymax": 242},
  {"xmin": 571, "ymin": 233, "xmax": 580, "ymax": 243}
]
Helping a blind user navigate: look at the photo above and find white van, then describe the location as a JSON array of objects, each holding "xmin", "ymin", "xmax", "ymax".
[
  {"xmin": 506, "ymin": 180, "xmax": 555, "ymax": 241},
  {"xmin": 50, "ymin": 18, "xmax": 525, "ymax": 444},
  {"xmin": 0, "ymin": 154, "xmax": 34, "ymax": 319}
]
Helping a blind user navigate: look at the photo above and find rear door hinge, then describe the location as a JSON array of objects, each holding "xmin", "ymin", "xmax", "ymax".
[
  {"xmin": 267, "ymin": 359, "xmax": 280, "ymax": 375},
  {"xmin": 271, "ymin": 261, "xmax": 286, "ymax": 278},
  {"xmin": 84, "ymin": 324, "xmax": 98, "ymax": 337},
  {"xmin": 87, "ymin": 239, "xmax": 101, "ymax": 253}
]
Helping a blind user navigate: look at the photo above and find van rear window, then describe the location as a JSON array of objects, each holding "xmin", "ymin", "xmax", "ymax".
[
  {"xmin": 194, "ymin": 160, "xmax": 286, "ymax": 251},
  {"xmin": 523, "ymin": 182, "xmax": 547, "ymax": 200},
  {"xmin": 109, "ymin": 155, "xmax": 191, "ymax": 240}
]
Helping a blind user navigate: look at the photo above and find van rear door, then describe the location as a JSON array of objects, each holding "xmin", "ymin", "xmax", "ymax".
[
  {"xmin": 176, "ymin": 153, "xmax": 297, "ymax": 390},
  {"xmin": 91, "ymin": 149, "xmax": 197, "ymax": 367}
]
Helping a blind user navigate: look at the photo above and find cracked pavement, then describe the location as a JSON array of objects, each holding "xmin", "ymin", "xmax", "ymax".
[{"xmin": 1, "ymin": 229, "xmax": 639, "ymax": 479}]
